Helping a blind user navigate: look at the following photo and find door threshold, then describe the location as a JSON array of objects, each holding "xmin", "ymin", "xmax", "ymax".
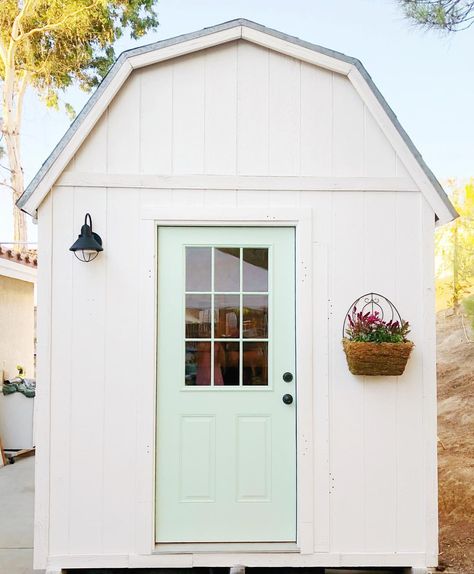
[{"xmin": 154, "ymin": 542, "xmax": 299, "ymax": 554}]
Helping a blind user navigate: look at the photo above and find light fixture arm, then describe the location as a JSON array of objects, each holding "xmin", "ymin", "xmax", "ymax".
[{"xmin": 84, "ymin": 213, "xmax": 93, "ymax": 233}]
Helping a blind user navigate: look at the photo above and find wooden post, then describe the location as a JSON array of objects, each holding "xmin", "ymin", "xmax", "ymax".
[{"xmin": 0, "ymin": 435, "xmax": 7, "ymax": 466}]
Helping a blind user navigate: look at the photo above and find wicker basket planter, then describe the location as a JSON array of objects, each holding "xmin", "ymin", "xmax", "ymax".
[{"xmin": 342, "ymin": 339, "xmax": 414, "ymax": 376}]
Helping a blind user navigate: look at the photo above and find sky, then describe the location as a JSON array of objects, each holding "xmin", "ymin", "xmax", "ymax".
[{"xmin": 1, "ymin": 0, "xmax": 473, "ymax": 243}]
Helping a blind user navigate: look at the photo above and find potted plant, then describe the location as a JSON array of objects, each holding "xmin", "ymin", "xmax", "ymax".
[{"xmin": 342, "ymin": 307, "xmax": 413, "ymax": 376}]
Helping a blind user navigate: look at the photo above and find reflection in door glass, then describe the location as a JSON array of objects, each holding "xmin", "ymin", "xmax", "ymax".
[
  {"xmin": 185, "ymin": 342, "xmax": 211, "ymax": 386},
  {"xmin": 243, "ymin": 342, "xmax": 268, "ymax": 386},
  {"xmin": 186, "ymin": 247, "xmax": 211, "ymax": 292},
  {"xmin": 186, "ymin": 294, "xmax": 211, "ymax": 338},
  {"xmin": 214, "ymin": 295, "xmax": 240, "ymax": 338},
  {"xmin": 243, "ymin": 295, "xmax": 268, "ymax": 338},
  {"xmin": 214, "ymin": 342, "xmax": 239, "ymax": 386},
  {"xmin": 185, "ymin": 244, "xmax": 270, "ymax": 388},
  {"xmin": 214, "ymin": 248, "xmax": 240, "ymax": 292},
  {"xmin": 243, "ymin": 249, "xmax": 268, "ymax": 292}
]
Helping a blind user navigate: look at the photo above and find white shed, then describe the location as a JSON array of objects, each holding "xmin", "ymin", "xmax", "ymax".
[{"xmin": 19, "ymin": 20, "xmax": 457, "ymax": 574}]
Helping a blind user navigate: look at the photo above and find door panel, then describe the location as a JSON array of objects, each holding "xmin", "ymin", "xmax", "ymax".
[{"xmin": 156, "ymin": 227, "xmax": 296, "ymax": 543}]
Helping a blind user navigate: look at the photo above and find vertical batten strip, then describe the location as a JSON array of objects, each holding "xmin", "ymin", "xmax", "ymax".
[
  {"xmin": 135, "ymin": 219, "xmax": 157, "ymax": 554},
  {"xmin": 49, "ymin": 186, "xmax": 74, "ymax": 557},
  {"xmin": 421, "ymin": 197, "xmax": 438, "ymax": 564},
  {"xmin": 204, "ymin": 42, "xmax": 238, "ymax": 175},
  {"xmin": 362, "ymin": 192, "xmax": 398, "ymax": 552},
  {"xmin": 394, "ymin": 192, "xmax": 425, "ymax": 552},
  {"xmin": 68, "ymin": 187, "xmax": 107, "ymax": 554},
  {"xmin": 313, "ymin": 241, "xmax": 330, "ymax": 553},
  {"xmin": 33, "ymin": 193, "xmax": 53, "ymax": 570},
  {"xmin": 330, "ymin": 192, "xmax": 366, "ymax": 552},
  {"xmin": 102, "ymin": 188, "xmax": 140, "ymax": 553}
]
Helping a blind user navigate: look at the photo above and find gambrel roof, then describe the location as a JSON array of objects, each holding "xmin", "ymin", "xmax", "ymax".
[{"xmin": 18, "ymin": 19, "xmax": 457, "ymax": 223}]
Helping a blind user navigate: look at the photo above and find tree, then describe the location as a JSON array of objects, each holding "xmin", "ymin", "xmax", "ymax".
[
  {"xmin": 0, "ymin": 0, "xmax": 159, "ymax": 249},
  {"xmin": 435, "ymin": 180, "xmax": 474, "ymax": 309},
  {"xmin": 398, "ymin": 0, "xmax": 474, "ymax": 31}
]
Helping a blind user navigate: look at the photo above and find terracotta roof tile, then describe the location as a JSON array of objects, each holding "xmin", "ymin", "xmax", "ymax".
[{"xmin": 0, "ymin": 246, "xmax": 37, "ymax": 267}]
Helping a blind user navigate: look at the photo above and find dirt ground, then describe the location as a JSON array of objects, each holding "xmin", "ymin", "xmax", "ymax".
[{"xmin": 436, "ymin": 311, "xmax": 474, "ymax": 573}]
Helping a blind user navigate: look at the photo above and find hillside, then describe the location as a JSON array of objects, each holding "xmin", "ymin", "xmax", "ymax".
[{"xmin": 437, "ymin": 311, "xmax": 474, "ymax": 573}]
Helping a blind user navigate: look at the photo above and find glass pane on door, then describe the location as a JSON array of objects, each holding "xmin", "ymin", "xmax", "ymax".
[
  {"xmin": 215, "ymin": 248, "xmax": 240, "ymax": 292},
  {"xmin": 184, "ymin": 246, "xmax": 269, "ymax": 387},
  {"xmin": 186, "ymin": 247, "xmax": 211, "ymax": 291},
  {"xmin": 243, "ymin": 342, "xmax": 268, "ymax": 386},
  {"xmin": 243, "ymin": 248, "xmax": 268, "ymax": 291},
  {"xmin": 243, "ymin": 295, "xmax": 268, "ymax": 338},
  {"xmin": 185, "ymin": 342, "xmax": 211, "ymax": 386},
  {"xmin": 186, "ymin": 294, "xmax": 211, "ymax": 338}
]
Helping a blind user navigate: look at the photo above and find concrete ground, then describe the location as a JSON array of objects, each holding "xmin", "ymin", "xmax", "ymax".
[
  {"xmin": 0, "ymin": 456, "xmax": 424, "ymax": 574},
  {"xmin": 0, "ymin": 455, "xmax": 40, "ymax": 574}
]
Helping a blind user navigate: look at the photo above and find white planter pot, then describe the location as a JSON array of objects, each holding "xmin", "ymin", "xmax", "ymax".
[{"xmin": 0, "ymin": 392, "xmax": 35, "ymax": 450}]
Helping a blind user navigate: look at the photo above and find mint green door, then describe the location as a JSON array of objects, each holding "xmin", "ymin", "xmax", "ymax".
[{"xmin": 156, "ymin": 227, "xmax": 296, "ymax": 543}]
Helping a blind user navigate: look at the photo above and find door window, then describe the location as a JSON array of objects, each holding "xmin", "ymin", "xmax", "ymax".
[{"xmin": 184, "ymin": 246, "xmax": 269, "ymax": 387}]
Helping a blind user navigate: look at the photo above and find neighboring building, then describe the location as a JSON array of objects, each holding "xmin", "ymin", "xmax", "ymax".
[
  {"xmin": 0, "ymin": 248, "xmax": 37, "ymax": 450},
  {"xmin": 0, "ymin": 248, "xmax": 36, "ymax": 381},
  {"xmin": 18, "ymin": 20, "xmax": 457, "ymax": 574}
]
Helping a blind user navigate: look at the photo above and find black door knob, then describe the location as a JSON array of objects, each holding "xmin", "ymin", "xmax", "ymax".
[
  {"xmin": 282, "ymin": 394, "xmax": 293, "ymax": 405},
  {"xmin": 283, "ymin": 372, "xmax": 293, "ymax": 382}
]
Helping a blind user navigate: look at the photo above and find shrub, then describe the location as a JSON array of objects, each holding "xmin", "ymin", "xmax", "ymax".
[{"xmin": 462, "ymin": 295, "xmax": 474, "ymax": 330}]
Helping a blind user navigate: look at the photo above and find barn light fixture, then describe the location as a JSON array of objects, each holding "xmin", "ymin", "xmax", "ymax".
[{"xmin": 69, "ymin": 213, "xmax": 103, "ymax": 263}]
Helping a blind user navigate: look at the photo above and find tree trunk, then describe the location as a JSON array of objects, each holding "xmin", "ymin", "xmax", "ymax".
[
  {"xmin": 2, "ymin": 126, "xmax": 27, "ymax": 251},
  {"xmin": 1, "ymin": 37, "xmax": 28, "ymax": 252},
  {"xmin": 452, "ymin": 219, "xmax": 459, "ymax": 310}
]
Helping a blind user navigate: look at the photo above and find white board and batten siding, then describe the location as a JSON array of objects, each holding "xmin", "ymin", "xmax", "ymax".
[
  {"xmin": 36, "ymin": 38, "xmax": 438, "ymax": 570},
  {"xmin": 59, "ymin": 41, "xmax": 416, "ymax": 186}
]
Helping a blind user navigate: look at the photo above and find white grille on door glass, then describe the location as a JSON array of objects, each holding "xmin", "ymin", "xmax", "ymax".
[{"xmin": 184, "ymin": 246, "xmax": 269, "ymax": 387}]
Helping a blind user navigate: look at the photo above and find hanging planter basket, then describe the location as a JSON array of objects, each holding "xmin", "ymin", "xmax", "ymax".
[
  {"xmin": 342, "ymin": 293, "xmax": 414, "ymax": 377},
  {"xmin": 342, "ymin": 339, "xmax": 413, "ymax": 376}
]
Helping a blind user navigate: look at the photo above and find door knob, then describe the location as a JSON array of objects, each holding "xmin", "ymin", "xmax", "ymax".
[
  {"xmin": 282, "ymin": 372, "xmax": 293, "ymax": 382},
  {"xmin": 282, "ymin": 394, "xmax": 293, "ymax": 405}
]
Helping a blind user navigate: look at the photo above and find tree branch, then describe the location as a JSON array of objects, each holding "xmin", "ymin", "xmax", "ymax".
[
  {"xmin": 16, "ymin": 2, "xmax": 99, "ymax": 41},
  {"xmin": 11, "ymin": 0, "xmax": 37, "ymax": 41},
  {"xmin": 0, "ymin": 161, "xmax": 14, "ymax": 174},
  {"xmin": 0, "ymin": 179, "xmax": 17, "ymax": 193}
]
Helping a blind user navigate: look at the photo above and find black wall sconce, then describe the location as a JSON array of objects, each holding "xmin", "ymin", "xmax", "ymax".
[{"xmin": 69, "ymin": 213, "xmax": 103, "ymax": 262}]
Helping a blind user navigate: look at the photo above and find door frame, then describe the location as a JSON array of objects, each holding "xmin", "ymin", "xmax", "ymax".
[{"xmin": 135, "ymin": 207, "xmax": 316, "ymax": 557}]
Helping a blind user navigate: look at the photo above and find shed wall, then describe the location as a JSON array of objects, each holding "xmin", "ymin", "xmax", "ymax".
[
  {"xmin": 35, "ymin": 38, "xmax": 437, "ymax": 570},
  {"xmin": 37, "ymin": 185, "xmax": 436, "ymax": 567}
]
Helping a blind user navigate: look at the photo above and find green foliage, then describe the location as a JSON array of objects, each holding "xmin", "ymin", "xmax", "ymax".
[
  {"xmin": 398, "ymin": 0, "xmax": 474, "ymax": 31},
  {"xmin": 0, "ymin": 0, "xmax": 159, "ymax": 105},
  {"xmin": 462, "ymin": 295, "xmax": 474, "ymax": 329},
  {"xmin": 64, "ymin": 102, "xmax": 76, "ymax": 121},
  {"xmin": 435, "ymin": 180, "xmax": 474, "ymax": 308},
  {"xmin": 345, "ymin": 308, "xmax": 411, "ymax": 343}
]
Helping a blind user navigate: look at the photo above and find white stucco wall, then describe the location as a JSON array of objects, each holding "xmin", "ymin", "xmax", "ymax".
[{"xmin": 0, "ymin": 274, "xmax": 35, "ymax": 380}]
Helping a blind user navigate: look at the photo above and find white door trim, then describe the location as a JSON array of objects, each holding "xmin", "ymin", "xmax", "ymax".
[{"xmin": 135, "ymin": 207, "xmax": 317, "ymax": 557}]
